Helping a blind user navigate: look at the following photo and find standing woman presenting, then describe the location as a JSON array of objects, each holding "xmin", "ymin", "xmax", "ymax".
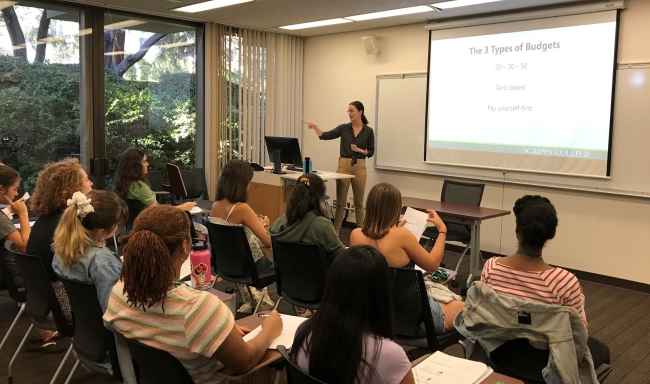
[{"xmin": 305, "ymin": 101, "xmax": 375, "ymax": 235}]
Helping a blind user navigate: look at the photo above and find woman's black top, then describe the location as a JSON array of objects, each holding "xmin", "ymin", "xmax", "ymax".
[{"xmin": 319, "ymin": 123, "xmax": 375, "ymax": 165}]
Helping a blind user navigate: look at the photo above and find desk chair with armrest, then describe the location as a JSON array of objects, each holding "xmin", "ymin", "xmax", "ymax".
[
  {"xmin": 0, "ymin": 242, "xmax": 26, "ymax": 356},
  {"xmin": 127, "ymin": 338, "xmax": 194, "ymax": 384},
  {"xmin": 271, "ymin": 239, "xmax": 330, "ymax": 313},
  {"xmin": 278, "ymin": 345, "xmax": 327, "ymax": 384},
  {"xmin": 391, "ymin": 267, "xmax": 460, "ymax": 352},
  {"xmin": 10, "ymin": 247, "xmax": 75, "ymax": 384},
  {"xmin": 60, "ymin": 278, "xmax": 124, "ymax": 384},
  {"xmin": 205, "ymin": 221, "xmax": 275, "ymax": 314},
  {"xmin": 421, "ymin": 180, "xmax": 485, "ymax": 287},
  {"xmin": 166, "ymin": 164, "xmax": 213, "ymax": 210}
]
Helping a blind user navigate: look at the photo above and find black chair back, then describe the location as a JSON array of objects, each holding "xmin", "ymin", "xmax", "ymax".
[
  {"xmin": 146, "ymin": 170, "xmax": 164, "ymax": 191},
  {"xmin": 391, "ymin": 268, "xmax": 437, "ymax": 346},
  {"xmin": 60, "ymin": 279, "xmax": 119, "ymax": 365},
  {"xmin": 271, "ymin": 239, "xmax": 329, "ymax": 309},
  {"xmin": 180, "ymin": 168, "xmax": 209, "ymax": 200},
  {"xmin": 441, "ymin": 180, "xmax": 485, "ymax": 206},
  {"xmin": 204, "ymin": 221, "xmax": 273, "ymax": 288},
  {"xmin": 10, "ymin": 248, "xmax": 74, "ymax": 336},
  {"xmin": 185, "ymin": 211, "xmax": 199, "ymax": 241},
  {"xmin": 166, "ymin": 163, "xmax": 188, "ymax": 199},
  {"xmin": 278, "ymin": 345, "xmax": 327, "ymax": 384},
  {"xmin": 127, "ymin": 338, "xmax": 194, "ymax": 384},
  {"xmin": 0, "ymin": 242, "xmax": 26, "ymax": 304},
  {"xmin": 125, "ymin": 198, "xmax": 146, "ymax": 233}
]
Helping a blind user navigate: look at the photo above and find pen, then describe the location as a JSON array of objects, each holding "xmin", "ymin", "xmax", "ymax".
[{"xmin": 257, "ymin": 313, "xmax": 280, "ymax": 317}]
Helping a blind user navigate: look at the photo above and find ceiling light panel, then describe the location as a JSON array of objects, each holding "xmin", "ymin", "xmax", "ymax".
[
  {"xmin": 173, "ymin": 0, "xmax": 253, "ymax": 13},
  {"xmin": 279, "ymin": 18, "xmax": 352, "ymax": 30},
  {"xmin": 346, "ymin": 5, "xmax": 435, "ymax": 21},
  {"xmin": 432, "ymin": 0, "xmax": 503, "ymax": 9}
]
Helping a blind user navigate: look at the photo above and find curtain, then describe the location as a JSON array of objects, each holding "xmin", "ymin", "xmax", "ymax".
[{"xmin": 204, "ymin": 23, "xmax": 304, "ymax": 198}]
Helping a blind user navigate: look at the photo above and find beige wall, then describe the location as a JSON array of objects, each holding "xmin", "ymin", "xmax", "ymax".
[{"xmin": 302, "ymin": 0, "xmax": 650, "ymax": 284}]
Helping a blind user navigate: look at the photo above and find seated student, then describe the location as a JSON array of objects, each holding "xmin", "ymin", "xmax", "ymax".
[
  {"xmin": 0, "ymin": 164, "xmax": 30, "ymax": 296},
  {"xmin": 25, "ymin": 158, "xmax": 93, "ymax": 352},
  {"xmin": 52, "ymin": 190, "xmax": 127, "ymax": 313},
  {"xmin": 478, "ymin": 195, "xmax": 610, "ymax": 371},
  {"xmin": 208, "ymin": 159, "xmax": 274, "ymax": 311},
  {"xmin": 269, "ymin": 173, "xmax": 344, "ymax": 259},
  {"xmin": 292, "ymin": 245, "xmax": 414, "ymax": 384},
  {"xmin": 113, "ymin": 147, "xmax": 197, "ymax": 212},
  {"xmin": 350, "ymin": 182, "xmax": 464, "ymax": 334},
  {"xmin": 104, "ymin": 205, "xmax": 283, "ymax": 383}
]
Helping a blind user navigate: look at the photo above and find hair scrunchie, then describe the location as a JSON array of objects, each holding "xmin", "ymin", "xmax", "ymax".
[
  {"xmin": 299, "ymin": 177, "xmax": 310, "ymax": 187},
  {"xmin": 67, "ymin": 191, "xmax": 94, "ymax": 219}
]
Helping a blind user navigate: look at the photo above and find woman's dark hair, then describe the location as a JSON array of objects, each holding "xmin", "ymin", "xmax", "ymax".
[
  {"xmin": 0, "ymin": 164, "xmax": 20, "ymax": 189},
  {"xmin": 513, "ymin": 195, "xmax": 558, "ymax": 249},
  {"xmin": 291, "ymin": 245, "xmax": 394, "ymax": 384},
  {"xmin": 216, "ymin": 159, "xmax": 254, "ymax": 203},
  {"xmin": 350, "ymin": 101, "xmax": 369, "ymax": 125},
  {"xmin": 120, "ymin": 205, "xmax": 191, "ymax": 311},
  {"xmin": 113, "ymin": 147, "xmax": 148, "ymax": 199},
  {"xmin": 286, "ymin": 173, "xmax": 326, "ymax": 225}
]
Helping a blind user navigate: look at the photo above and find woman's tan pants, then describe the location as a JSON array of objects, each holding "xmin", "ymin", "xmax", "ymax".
[{"xmin": 334, "ymin": 158, "xmax": 367, "ymax": 230}]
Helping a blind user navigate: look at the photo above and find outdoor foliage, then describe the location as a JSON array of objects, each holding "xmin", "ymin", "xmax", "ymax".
[{"xmin": 0, "ymin": 55, "xmax": 196, "ymax": 190}]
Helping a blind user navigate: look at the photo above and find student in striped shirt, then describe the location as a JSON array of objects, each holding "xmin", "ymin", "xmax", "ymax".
[
  {"xmin": 103, "ymin": 205, "xmax": 282, "ymax": 384},
  {"xmin": 481, "ymin": 195, "xmax": 609, "ymax": 367}
]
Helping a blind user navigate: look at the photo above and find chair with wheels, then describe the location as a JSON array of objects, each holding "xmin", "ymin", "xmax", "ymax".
[
  {"xmin": 205, "ymin": 221, "xmax": 275, "ymax": 314},
  {"xmin": 60, "ymin": 278, "xmax": 124, "ymax": 383},
  {"xmin": 10, "ymin": 248, "xmax": 75, "ymax": 384},
  {"xmin": 421, "ymin": 180, "xmax": 485, "ymax": 287},
  {"xmin": 390, "ymin": 267, "xmax": 460, "ymax": 352},
  {"xmin": 278, "ymin": 345, "xmax": 327, "ymax": 384},
  {"xmin": 271, "ymin": 239, "xmax": 330, "ymax": 313},
  {"xmin": 0, "ymin": 242, "xmax": 27, "ymax": 356},
  {"xmin": 127, "ymin": 338, "xmax": 194, "ymax": 384}
]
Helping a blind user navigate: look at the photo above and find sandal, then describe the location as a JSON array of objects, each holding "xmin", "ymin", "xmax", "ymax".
[
  {"xmin": 430, "ymin": 269, "xmax": 450, "ymax": 283},
  {"xmin": 29, "ymin": 331, "xmax": 64, "ymax": 344},
  {"xmin": 26, "ymin": 341, "xmax": 67, "ymax": 354}
]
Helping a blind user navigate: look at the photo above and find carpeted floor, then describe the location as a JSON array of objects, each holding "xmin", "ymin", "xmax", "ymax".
[{"xmin": 1, "ymin": 226, "xmax": 649, "ymax": 383}]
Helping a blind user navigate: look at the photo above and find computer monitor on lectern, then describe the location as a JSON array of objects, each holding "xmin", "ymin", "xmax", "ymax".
[{"xmin": 264, "ymin": 136, "xmax": 302, "ymax": 173}]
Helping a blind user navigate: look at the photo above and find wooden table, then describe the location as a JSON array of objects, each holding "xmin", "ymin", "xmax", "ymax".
[
  {"xmin": 411, "ymin": 354, "xmax": 524, "ymax": 384},
  {"xmin": 402, "ymin": 196, "xmax": 510, "ymax": 288},
  {"xmin": 216, "ymin": 312, "xmax": 282, "ymax": 383}
]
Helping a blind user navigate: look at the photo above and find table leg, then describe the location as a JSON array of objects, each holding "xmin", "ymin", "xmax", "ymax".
[{"xmin": 466, "ymin": 220, "xmax": 482, "ymax": 288}]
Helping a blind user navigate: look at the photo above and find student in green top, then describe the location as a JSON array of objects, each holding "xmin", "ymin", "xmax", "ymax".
[
  {"xmin": 269, "ymin": 173, "xmax": 344, "ymax": 259},
  {"xmin": 113, "ymin": 148, "xmax": 195, "ymax": 211}
]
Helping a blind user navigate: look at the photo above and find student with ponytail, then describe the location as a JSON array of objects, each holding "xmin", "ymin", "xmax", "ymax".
[
  {"xmin": 304, "ymin": 101, "xmax": 375, "ymax": 234},
  {"xmin": 269, "ymin": 173, "xmax": 344, "ymax": 259},
  {"xmin": 52, "ymin": 190, "xmax": 127, "ymax": 314},
  {"xmin": 104, "ymin": 205, "xmax": 283, "ymax": 383}
]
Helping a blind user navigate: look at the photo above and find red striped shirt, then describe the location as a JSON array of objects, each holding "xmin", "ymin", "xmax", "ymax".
[{"xmin": 481, "ymin": 257, "xmax": 588, "ymax": 329}]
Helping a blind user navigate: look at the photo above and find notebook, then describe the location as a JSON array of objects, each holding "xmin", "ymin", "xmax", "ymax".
[
  {"xmin": 412, "ymin": 351, "xmax": 493, "ymax": 384},
  {"xmin": 243, "ymin": 315, "xmax": 308, "ymax": 350}
]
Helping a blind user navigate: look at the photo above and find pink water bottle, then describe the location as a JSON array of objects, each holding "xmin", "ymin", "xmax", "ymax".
[{"xmin": 190, "ymin": 241, "xmax": 211, "ymax": 289}]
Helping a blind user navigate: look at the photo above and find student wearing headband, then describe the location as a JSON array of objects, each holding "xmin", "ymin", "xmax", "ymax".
[{"xmin": 269, "ymin": 173, "xmax": 344, "ymax": 260}]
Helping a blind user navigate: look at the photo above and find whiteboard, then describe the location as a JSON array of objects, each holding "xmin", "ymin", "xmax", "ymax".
[{"xmin": 374, "ymin": 68, "xmax": 650, "ymax": 198}]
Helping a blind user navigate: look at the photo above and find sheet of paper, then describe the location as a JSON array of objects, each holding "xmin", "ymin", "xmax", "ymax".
[
  {"xmin": 402, "ymin": 207, "xmax": 429, "ymax": 240},
  {"xmin": 243, "ymin": 315, "xmax": 308, "ymax": 350},
  {"xmin": 13, "ymin": 221, "xmax": 36, "ymax": 230},
  {"xmin": 412, "ymin": 351, "xmax": 492, "ymax": 384},
  {"xmin": 22, "ymin": 192, "xmax": 30, "ymax": 201},
  {"xmin": 189, "ymin": 206, "xmax": 203, "ymax": 214},
  {"xmin": 180, "ymin": 257, "xmax": 192, "ymax": 279},
  {"xmin": 2, "ymin": 207, "xmax": 11, "ymax": 220}
]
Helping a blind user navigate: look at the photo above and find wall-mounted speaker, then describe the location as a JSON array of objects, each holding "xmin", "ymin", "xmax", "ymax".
[{"xmin": 362, "ymin": 35, "xmax": 380, "ymax": 55}]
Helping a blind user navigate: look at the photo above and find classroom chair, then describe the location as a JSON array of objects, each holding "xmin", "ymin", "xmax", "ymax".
[
  {"xmin": 10, "ymin": 248, "xmax": 75, "ymax": 384},
  {"xmin": 421, "ymin": 180, "xmax": 485, "ymax": 287},
  {"xmin": 390, "ymin": 267, "xmax": 460, "ymax": 352},
  {"xmin": 271, "ymin": 239, "xmax": 330, "ymax": 313},
  {"xmin": 124, "ymin": 198, "xmax": 146, "ymax": 233},
  {"xmin": 60, "ymin": 278, "xmax": 125, "ymax": 384},
  {"xmin": 0, "ymin": 243, "xmax": 26, "ymax": 356},
  {"xmin": 166, "ymin": 163, "xmax": 213, "ymax": 210},
  {"xmin": 205, "ymin": 221, "xmax": 275, "ymax": 314},
  {"xmin": 127, "ymin": 338, "xmax": 194, "ymax": 384},
  {"xmin": 277, "ymin": 345, "xmax": 327, "ymax": 384}
]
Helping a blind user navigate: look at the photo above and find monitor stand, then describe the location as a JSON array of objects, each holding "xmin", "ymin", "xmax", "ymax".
[{"xmin": 272, "ymin": 149, "xmax": 285, "ymax": 174}]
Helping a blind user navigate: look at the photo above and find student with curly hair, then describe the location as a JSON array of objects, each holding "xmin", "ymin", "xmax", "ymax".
[
  {"xmin": 104, "ymin": 205, "xmax": 283, "ymax": 383},
  {"xmin": 23, "ymin": 158, "xmax": 93, "ymax": 352}
]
